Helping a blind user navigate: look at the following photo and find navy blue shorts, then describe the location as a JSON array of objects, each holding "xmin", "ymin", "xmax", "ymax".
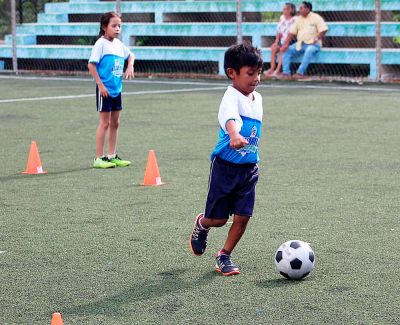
[
  {"xmin": 204, "ymin": 156, "xmax": 259, "ymax": 219},
  {"xmin": 96, "ymin": 87, "xmax": 122, "ymax": 112}
]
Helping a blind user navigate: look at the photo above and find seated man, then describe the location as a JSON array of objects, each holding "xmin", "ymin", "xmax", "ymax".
[{"xmin": 280, "ymin": 1, "xmax": 328, "ymax": 79}]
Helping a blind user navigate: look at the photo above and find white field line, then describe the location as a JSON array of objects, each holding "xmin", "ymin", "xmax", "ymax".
[
  {"xmin": 0, "ymin": 75, "xmax": 399, "ymax": 92},
  {"xmin": 0, "ymin": 86, "xmax": 226, "ymax": 104},
  {"xmin": 258, "ymin": 83, "xmax": 400, "ymax": 93},
  {"xmin": 0, "ymin": 75, "xmax": 227, "ymax": 86},
  {"xmin": 0, "ymin": 75, "xmax": 400, "ymax": 92}
]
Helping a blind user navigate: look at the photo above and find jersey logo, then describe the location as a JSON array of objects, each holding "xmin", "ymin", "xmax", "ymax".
[
  {"xmin": 111, "ymin": 58, "xmax": 124, "ymax": 77},
  {"xmin": 238, "ymin": 125, "xmax": 259, "ymax": 156}
]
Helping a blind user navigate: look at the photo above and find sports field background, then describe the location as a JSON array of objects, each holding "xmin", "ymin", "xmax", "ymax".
[{"xmin": 0, "ymin": 76, "xmax": 399, "ymax": 324}]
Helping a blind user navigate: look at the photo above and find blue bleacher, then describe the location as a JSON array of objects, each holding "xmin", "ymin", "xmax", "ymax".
[{"xmin": 1, "ymin": 0, "xmax": 399, "ymax": 78}]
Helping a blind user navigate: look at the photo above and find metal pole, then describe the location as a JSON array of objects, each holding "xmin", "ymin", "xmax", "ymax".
[
  {"xmin": 116, "ymin": 0, "xmax": 121, "ymax": 15},
  {"xmin": 11, "ymin": 0, "xmax": 18, "ymax": 74},
  {"xmin": 236, "ymin": 0, "xmax": 243, "ymax": 44},
  {"xmin": 375, "ymin": 0, "xmax": 382, "ymax": 82}
]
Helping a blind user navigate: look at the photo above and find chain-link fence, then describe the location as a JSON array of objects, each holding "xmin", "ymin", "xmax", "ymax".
[{"xmin": 1, "ymin": 0, "xmax": 399, "ymax": 82}]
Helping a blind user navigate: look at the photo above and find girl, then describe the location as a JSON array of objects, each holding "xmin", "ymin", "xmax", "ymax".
[
  {"xmin": 264, "ymin": 3, "xmax": 296, "ymax": 77},
  {"xmin": 88, "ymin": 12, "xmax": 135, "ymax": 169}
]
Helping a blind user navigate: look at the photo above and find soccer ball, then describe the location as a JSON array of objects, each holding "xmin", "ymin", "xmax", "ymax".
[{"xmin": 274, "ymin": 240, "xmax": 315, "ymax": 280}]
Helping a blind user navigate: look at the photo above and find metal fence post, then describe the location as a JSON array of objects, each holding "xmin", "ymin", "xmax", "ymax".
[
  {"xmin": 11, "ymin": 0, "xmax": 18, "ymax": 74},
  {"xmin": 375, "ymin": 0, "xmax": 382, "ymax": 82},
  {"xmin": 116, "ymin": 0, "xmax": 121, "ymax": 15},
  {"xmin": 236, "ymin": 0, "xmax": 243, "ymax": 44}
]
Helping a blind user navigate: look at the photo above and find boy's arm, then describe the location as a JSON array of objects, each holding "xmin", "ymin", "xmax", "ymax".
[
  {"xmin": 88, "ymin": 62, "xmax": 109, "ymax": 98},
  {"xmin": 226, "ymin": 120, "xmax": 248, "ymax": 150},
  {"xmin": 125, "ymin": 53, "xmax": 135, "ymax": 79}
]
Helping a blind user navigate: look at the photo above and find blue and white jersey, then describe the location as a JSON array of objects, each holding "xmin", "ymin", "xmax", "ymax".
[
  {"xmin": 211, "ymin": 86, "xmax": 263, "ymax": 164},
  {"xmin": 88, "ymin": 37, "xmax": 131, "ymax": 97}
]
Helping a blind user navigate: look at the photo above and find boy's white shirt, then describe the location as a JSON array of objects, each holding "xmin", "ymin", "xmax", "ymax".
[{"xmin": 218, "ymin": 85, "xmax": 263, "ymax": 133}]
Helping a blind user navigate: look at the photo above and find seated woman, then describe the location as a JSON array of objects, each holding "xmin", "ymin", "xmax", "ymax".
[{"xmin": 264, "ymin": 3, "xmax": 297, "ymax": 77}]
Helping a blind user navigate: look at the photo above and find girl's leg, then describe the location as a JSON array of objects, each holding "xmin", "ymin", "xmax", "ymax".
[
  {"xmin": 222, "ymin": 214, "xmax": 249, "ymax": 254},
  {"xmin": 274, "ymin": 50, "xmax": 284, "ymax": 74},
  {"xmin": 108, "ymin": 110, "xmax": 121, "ymax": 156},
  {"xmin": 265, "ymin": 43, "xmax": 279, "ymax": 74},
  {"xmin": 96, "ymin": 112, "xmax": 111, "ymax": 158}
]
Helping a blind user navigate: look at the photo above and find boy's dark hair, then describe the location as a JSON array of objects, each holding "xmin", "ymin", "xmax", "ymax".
[
  {"xmin": 285, "ymin": 3, "xmax": 297, "ymax": 16},
  {"xmin": 224, "ymin": 43, "xmax": 263, "ymax": 78},
  {"xmin": 302, "ymin": 1, "xmax": 312, "ymax": 11},
  {"xmin": 98, "ymin": 11, "xmax": 121, "ymax": 39}
]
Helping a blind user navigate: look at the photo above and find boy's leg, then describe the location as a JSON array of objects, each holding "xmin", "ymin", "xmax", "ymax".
[
  {"xmin": 189, "ymin": 213, "xmax": 227, "ymax": 256},
  {"xmin": 215, "ymin": 163, "xmax": 258, "ymax": 276},
  {"xmin": 297, "ymin": 44, "xmax": 320, "ymax": 75},
  {"xmin": 214, "ymin": 215, "xmax": 249, "ymax": 276},
  {"xmin": 190, "ymin": 157, "xmax": 234, "ymax": 256},
  {"xmin": 222, "ymin": 214, "xmax": 250, "ymax": 254}
]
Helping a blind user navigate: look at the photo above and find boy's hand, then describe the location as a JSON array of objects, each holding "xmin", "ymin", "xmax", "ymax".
[
  {"xmin": 98, "ymin": 83, "xmax": 110, "ymax": 98},
  {"xmin": 229, "ymin": 132, "xmax": 249, "ymax": 150},
  {"xmin": 125, "ymin": 65, "xmax": 135, "ymax": 79},
  {"xmin": 226, "ymin": 119, "xmax": 248, "ymax": 149}
]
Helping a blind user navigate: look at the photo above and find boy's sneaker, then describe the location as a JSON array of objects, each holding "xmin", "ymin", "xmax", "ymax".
[
  {"xmin": 215, "ymin": 253, "xmax": 240, "ymax": 276},
  {"xmin": 109, "ymin": 155, "xmax": 131, "ymax": 167},
  {"xmin": 93, "ymin": 157, "xmax": 116, "ymax": 169},
  {"xmin": 189, "ymin": 213, "xmax": 209, "ymax": 256}
]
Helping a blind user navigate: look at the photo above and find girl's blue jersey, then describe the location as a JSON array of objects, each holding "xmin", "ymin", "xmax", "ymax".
[
  {"xmin": 89, "ymin": 37, "xmax": 131, "ymax": 97},
  {"xmin": 211, "ymin": 86, "xmax": 263, "ymax": 164}
]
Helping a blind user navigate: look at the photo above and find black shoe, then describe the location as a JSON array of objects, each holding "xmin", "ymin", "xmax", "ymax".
[
  {"xmin": 189, "ymin": 213, "xmax": 209, "ymax": 256},
  {"xmin": 215, "ymin": 253, "xmax": 240, "ymax": 276}
]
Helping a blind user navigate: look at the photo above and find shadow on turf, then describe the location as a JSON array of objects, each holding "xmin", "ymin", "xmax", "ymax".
[
  {"xmin": 61, "ymin": 268, "xmax": 217, "ymax": 316},
  {"xmin": 0, "ymin": 167, "xmax": 93, "ymax": 182},
  {"xmin": 256, "ymin": 278, "xmax": 306, "ymax": 288}
]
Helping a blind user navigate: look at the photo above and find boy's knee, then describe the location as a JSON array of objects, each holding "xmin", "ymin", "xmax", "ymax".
[
  {"xmin": 214, "ymin": 219, "xmax": 228, "ymax": 227},
  {"xmin": 233, "ymin": 215, "xmax": 250, "ymax": 227},
  {"xmin": 306, "ymin": 45, "xmax": 320, "ymax": 54}
]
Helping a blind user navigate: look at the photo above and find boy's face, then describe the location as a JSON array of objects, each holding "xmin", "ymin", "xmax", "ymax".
[{"xmin": 228, "ymin": 66, "xmax": 262, "ymax": 96}]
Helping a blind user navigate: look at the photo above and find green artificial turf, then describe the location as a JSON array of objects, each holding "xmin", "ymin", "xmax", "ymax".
[{"xmin": 0, "ymin": 77, "xmax": 399, "ymax": 324}]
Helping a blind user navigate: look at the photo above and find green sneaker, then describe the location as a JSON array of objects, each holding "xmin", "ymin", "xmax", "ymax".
[
  {"xmin": 93, "ymin": 157, "xmax": 116, "ymax": 169},
  {"xmin": 109, "ymin": 155, "xmax": 131, "ymax": 167}
]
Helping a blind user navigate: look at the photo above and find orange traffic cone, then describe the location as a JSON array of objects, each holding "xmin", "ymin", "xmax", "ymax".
[
  {"xmin": 50, "ymin": 312, "xmax": 64, "ymax": 325},
  {"xmin": 141, "ymin": 149, "xmax": 164, "ymax": 186},
  {"xmin": 21, "ymin": 141, "xmax": 47, "ymax": 174}
]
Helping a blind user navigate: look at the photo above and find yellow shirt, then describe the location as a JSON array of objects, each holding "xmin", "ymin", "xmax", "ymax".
[{"xmin": 290, "ymin": 12, "xmax": 328, "ymax": 50}]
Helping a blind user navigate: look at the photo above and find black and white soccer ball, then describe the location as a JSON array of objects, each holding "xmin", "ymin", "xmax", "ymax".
[{"xmin": 274, "ymin": 240, "xmax": 315, "ymax": 280}]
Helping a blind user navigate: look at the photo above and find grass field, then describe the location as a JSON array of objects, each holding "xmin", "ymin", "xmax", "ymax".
[{"xmin": 0, "ymin": 76, "xmax": 399, "ymax": 325}]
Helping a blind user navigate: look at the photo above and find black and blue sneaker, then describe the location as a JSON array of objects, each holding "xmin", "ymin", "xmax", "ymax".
[
  {"xmin": 189, "ymin": 213, "xmax": 209, "ymax": 256},
  {"xmin": 215, "ymin": 253, "xmax": 241, "ymax": 276}
]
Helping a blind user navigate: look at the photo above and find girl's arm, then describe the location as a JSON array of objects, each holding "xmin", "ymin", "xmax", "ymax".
[
  {"xmin": 88, "ymin": 63, "xmax": 110, "ymax": 98},
  {"xmin": 125, "ymin": 53, "xmax": 135, "ymax": 79},
  {"xmin": 275, "ymin": 33, "xmax": 282, "ymax": 44}
]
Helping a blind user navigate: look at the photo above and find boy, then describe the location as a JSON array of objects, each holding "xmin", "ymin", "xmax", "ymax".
[{"xmin": 189, "ymin": 43, "xmax": 264, "ymax": 276}]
